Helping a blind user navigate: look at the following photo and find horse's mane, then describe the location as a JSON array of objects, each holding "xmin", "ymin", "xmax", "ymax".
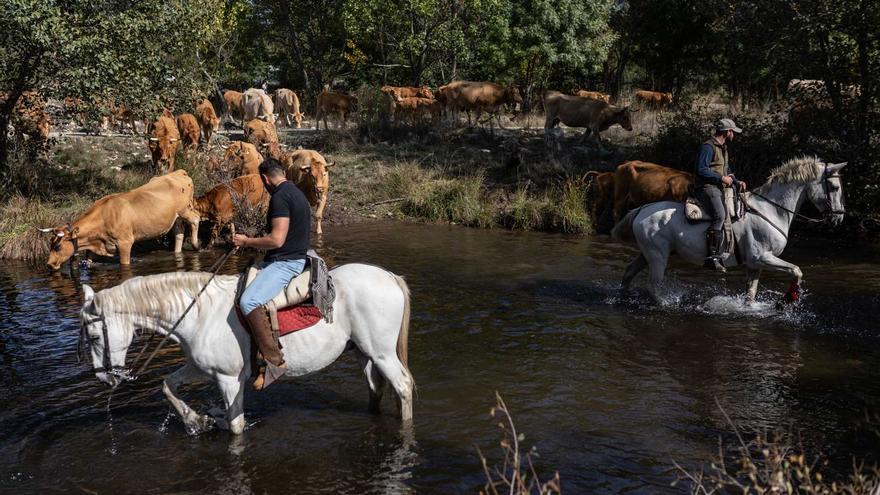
[
  {"xmin": 94, "ymin": 272, "xmax": 238, "ymax": 321},
  {"xmin": 757, "ymin": 156, "xmax": 825, "ymax": 192}
]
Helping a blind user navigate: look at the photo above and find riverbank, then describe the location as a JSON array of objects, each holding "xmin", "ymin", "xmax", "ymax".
[{"xmin": 0, "ymin": 125, "xmax": 620, "ymax": 262}]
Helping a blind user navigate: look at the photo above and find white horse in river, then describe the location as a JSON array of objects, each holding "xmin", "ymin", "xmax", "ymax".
[
  {"xmin": 611, "ymin": 157, "xmax": 847, "ymax": 303},
  {"xmin": 79, "ymin": 263, "xmax": 415, "ymax": 435}
]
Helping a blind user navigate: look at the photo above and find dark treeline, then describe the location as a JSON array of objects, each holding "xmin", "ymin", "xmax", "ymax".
[{"xmin": 1, "ymin": 0, "xmax": 878, "ymax": 217}]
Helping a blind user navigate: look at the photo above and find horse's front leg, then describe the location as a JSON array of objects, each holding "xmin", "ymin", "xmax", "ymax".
[
  {"xmin": 217, "ymin": 373, "xmax": 247, "ymax": 435},
  {"xmin": 746, "ymin": 268, "xmax": 762, "ymax": 302},
  {"xmin": 162, "ymin": 364, "xmax": 215, "ymax": 434},
  {"xmin": 755, "ymin": 253, "xmax": 803, "ymax": 304}
]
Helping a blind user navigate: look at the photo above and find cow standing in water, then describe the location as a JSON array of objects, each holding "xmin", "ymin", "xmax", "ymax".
[
  {"xmin": 42, "ymin": 170, "xmax": 200, "ymax": 270},
  {"xmin": 279, "ymin": 149, "xmax": 333, "ymax": 235}
]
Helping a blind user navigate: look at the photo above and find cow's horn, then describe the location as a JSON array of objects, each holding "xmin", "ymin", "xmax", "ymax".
[
  {"xmin": 149, "ymin": 137, "xmax": 159, "ymax": 141},
  {"xmin": 37, "ymin": 227, "xmax": 55, "ymax": 233},
  {"xmin": 300, "ymin": 165, "xmax": 310, "ymax": 170},
  {"xmin": 169, "ymin": 138, "xmax": 179, "ymax": 142},
  {"xmin": 220, "ymin": 144, "xmax": 229, "ymax": 150},
  {"xmin": 56, "ymin": 231, "xmax": 65, "ymax": 238}
]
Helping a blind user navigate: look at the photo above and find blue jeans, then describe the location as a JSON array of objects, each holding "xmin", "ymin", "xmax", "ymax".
[{"xmin": 240, "ymin": 259, "xmax": 306, "ymax": 316}]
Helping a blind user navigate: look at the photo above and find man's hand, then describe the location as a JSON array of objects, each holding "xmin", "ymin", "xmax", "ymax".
[
  {"xmin": 721, "ymin": 175, "xmax": 734, "ymax": 187},
  {"xmin": 232, "ymin": 234, "xmax": 248, "ymax": 248},
  {"xmin": 737, "ymin": 180, "xmax": 747, "ymax": 191}
]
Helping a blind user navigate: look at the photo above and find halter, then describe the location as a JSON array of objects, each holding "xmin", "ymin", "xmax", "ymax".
[
  {"xmin": 745, "ymin": 164, "xmax": 844, "ymax": 239},
  {"xmin": 79, "ymin": 313, "xmax": 113, "ymax": 373}
]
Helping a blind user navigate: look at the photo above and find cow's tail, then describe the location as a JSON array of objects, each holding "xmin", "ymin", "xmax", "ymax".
[{"xmin": 610, "ymin": 207, "xmax": 641, "ymax": 243}]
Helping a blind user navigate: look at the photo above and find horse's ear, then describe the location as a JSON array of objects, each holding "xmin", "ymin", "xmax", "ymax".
[
  {"xmin": 826, "ymin": 162, "xmax": 848, "ymax": 174},
  {"xmin": 83, "ymin": 284, "xmax": 95, "ymax": 303}
]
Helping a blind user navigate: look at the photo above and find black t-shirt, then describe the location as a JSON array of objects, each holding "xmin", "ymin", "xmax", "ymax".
[{"xmin": 264, "ymin": 180, "xmax": 311, "ymax": 262}]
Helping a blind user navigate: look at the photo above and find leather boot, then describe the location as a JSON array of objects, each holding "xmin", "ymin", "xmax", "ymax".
[
  {"xmin": 703, "ymin": 230, "xmax": 727, "ymax": 273},
  {"xmin": 244, "ymin": 306, "xmax": 287, "ymax": 390}
]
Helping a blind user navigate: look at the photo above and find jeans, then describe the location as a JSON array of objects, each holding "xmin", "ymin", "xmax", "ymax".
[
  {"xmin": 239, "ymin": 259, "xmax": 306, "ymax": 316},
  {"xmin": 696, "ymin": 184, "xmax": 725, "ymax": 231}
]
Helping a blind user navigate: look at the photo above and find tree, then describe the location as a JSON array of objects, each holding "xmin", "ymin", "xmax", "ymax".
[{"xmin": 0, "ymin": 0, "xmax": 216, "ymax": 181}]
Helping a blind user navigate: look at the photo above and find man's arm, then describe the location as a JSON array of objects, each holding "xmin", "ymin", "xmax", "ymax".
[
  {"xmin": 696, "ymin": 144, "xmax": 723, "ymax": 185},
  {"xmin": 234, "ymin": 217, "xmax": 289, "ymax": 249}
]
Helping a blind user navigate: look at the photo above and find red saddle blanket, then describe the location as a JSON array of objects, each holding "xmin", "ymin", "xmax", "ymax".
[{"xmin": 276, "ymin": 305, "xmax": 323, "ymax": 336}]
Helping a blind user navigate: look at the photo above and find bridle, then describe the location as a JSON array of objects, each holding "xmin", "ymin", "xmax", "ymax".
[
  {"xmin": 79, "ymin": 313, "xmax": 114, "ymax": 375},
  {"xmin": 745, "ymin": 164, "xmax": 844, "ymax": 239}
]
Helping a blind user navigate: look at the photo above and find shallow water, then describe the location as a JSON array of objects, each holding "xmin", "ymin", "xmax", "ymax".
[{"xmin": 1, "ymin": 223, "xmax": 879, "ymax": 493}]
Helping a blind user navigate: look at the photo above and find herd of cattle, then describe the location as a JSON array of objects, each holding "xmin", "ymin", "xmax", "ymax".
[{"xmin": 7, "ymin": 77, "xmax": 858, "ymax": 270}]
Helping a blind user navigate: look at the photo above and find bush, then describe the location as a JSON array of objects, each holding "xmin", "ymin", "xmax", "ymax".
[{"xmin": 403, "ymin": 173, "xmax": 494, "ymax": 228}]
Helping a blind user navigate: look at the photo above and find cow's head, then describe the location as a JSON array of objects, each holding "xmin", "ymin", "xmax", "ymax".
[
  {"xmin": 615, "ymin": 106, "xmax": 634, "ymax": 131},
  {"xmin": 289, "ymin": 156, "xmax": 332, "ymax": 204},
  {"xmin": 42, "ymin": 223, "xmax": 80, "ymax": 271},
  {"xmin": 209, "ymin": 115, "xmax": 220, "ymax": 132},
  {"xmin": 148, "ymin": 118, "xmax": 180, "ymax": 172},
  {"xmin": 418, "ymin": 86, "xmax": 434, "ymax": 99}
]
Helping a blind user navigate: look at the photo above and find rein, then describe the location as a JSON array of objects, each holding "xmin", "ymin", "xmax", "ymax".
[
  {"xmin": 80, "ymin": 247, "xmax": 238, "ymax": 385},
  {"xmin": 129, "ymin": 247, "xmax": 238, "ymax": 377},
  {"xmin": 742, "ymin": 165, "xmax": 843, "ymax": 240}
]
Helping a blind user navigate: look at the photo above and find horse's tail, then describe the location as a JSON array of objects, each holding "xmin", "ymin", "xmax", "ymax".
[
  {"xmin": 392, "ymin": 274, "xmax": 415, "ymax": 390},
  {"xmin": 611, "ymin": 207, "xmax": 640, "ymax": 243}
]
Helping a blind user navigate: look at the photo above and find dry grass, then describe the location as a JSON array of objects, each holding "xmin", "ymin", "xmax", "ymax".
[
  {"xmin": 673, "ymin": 400, "xmax": 880, "ymax": 494},
  {"xmin": 0, "ymin": 195, "xmax": 92, "ymax": 263},
  {"xmin": 478, "ymin": 392, "xmax": 562, "ymax": 495}
]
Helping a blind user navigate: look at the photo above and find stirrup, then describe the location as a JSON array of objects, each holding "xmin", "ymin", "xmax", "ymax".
[
  {"xmin": 253, "ymin": 362, "xmax": 287, "ymax": 391},
  {"xmin": 703, "ymin": 256, "xmax": 727, "ymax": 273}
]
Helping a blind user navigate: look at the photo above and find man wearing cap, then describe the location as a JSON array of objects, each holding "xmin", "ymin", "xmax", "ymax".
[{"xmin": 694, "ymin": 118, "xmax": 746, "ymax": 273}]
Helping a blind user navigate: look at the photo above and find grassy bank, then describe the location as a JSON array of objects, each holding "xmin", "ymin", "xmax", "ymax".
[{"xmin": 0, "ymin": 127, "xmax": 600, "ymax": 261}]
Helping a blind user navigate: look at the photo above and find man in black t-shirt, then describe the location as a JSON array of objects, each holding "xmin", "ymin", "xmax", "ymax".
[{"xmin": 233, "ymin": 157, "xmax": 311, "ymax": 390}]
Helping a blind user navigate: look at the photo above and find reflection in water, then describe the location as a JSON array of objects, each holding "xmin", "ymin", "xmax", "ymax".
[{"xmin": 0, "ymin": 223, "xmax": 879, "ymax": 493}]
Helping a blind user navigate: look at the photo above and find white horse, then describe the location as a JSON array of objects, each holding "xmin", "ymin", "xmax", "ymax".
[
  {"xmin": 611, "ymin": 157, "xmax": 847, "ymax": 303},
  {"xmin": 79, "ymin": 263, "xmax": 415, "ymax": 435}
]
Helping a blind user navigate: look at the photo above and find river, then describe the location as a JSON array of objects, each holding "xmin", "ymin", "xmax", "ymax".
[{"xmin": 1, "ymin": 222, "xmax": 879, "ymax": 493}]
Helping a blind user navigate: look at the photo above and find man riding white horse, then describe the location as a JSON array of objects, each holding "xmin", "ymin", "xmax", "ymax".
[
  {"xmin": 233, "ymin": 157, "xmax": 312, "ymax": 390},
  {"xmin": 694, "ymin": 118, "xmax": 747, "ymax": 273}
]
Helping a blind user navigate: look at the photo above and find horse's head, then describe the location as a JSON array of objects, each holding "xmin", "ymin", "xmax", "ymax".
[
  {"xmin": 80, "ymin": 285, "xmax": 136, "ymax": 388},
  {"xmin": 807, "ymin": 161, "xmax": 847, "ymax": 226}
]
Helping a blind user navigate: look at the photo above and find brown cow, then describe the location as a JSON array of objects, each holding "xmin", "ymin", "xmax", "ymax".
[
  {"xmin": 242, "ymin": 88, "xmax": 275, "ymax": 123},
  {"xmin": 1, "ymin": 91, "xmax": 51, "ymax": 143},
  {"xmin": 612, "ymin": 161, "xmax": 692, "ymax": 221},
  {"xmin": 193, "ymin": 174, "xmax": 269, "ymax": 245},
  {"xmin": 391, "ymin": 95, "xmax": 442, "ymax": 123},
  {"xmin": 381, "ymin": 85, "xmax": 434, "ymax": 100},
  {"xmin": 244, "ymin": 119, "xmax": 279, "ymax": 148},
  {"xmin": 315, "ymin": 91, "xmax": 358, "ymax": 130},
  {"xmin": 583, "ymin": 171, "xmax": 616, "ymax": 232},
  {"xmin": 279, "ymin": 149, "xmax": 333, "ymax": 234},
  {"xmin": 274, "ymin": 88, "xmax": 304, "ymax": 128},
  {"xmin": 176, "ymin": 113, "xmax": 200, "ymax": 153},
  {"xmin": 148, "ymin": 113, "xmax": 181, "ymax": 173},
  {"xmin": 42, "ymin": 170, "xmax": 200, "ymax": 270},
  {"xmin": 448, "ymin": 81, "xmax": 521, "ymax": 127},
  {"xmin": 222, "ymin": 90, "xmax": 244, "ymax": 125},
  {"xmin": 634, "ymin": 90, "xmax": 673, "ymax": 110},
  {"xmin": 544, "ymin": 91, "xmax": 633, "ymax": 147},
  {"xmin": 221, "ymin": 141, "xmax": 263, "ymax": 176},
  {"xmin": 195, "ymin": 99, "xmax": 220, "ymax": 145},
  {"xmin": 574, "ymin": 90, "xmax": 612, "ymax": 103}
]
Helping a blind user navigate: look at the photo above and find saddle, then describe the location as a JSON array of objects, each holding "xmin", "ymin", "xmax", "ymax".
[
  {"xmin": 684, "ymin": 186, "xmax": 743, "ymax": 223},
  {"xmin": 236, "ymin": 252, "xmax": 335, "ymax": 337},
  {"xmin": 684, "ymin": 186, "xmax": 745, "ymax": 264}
]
